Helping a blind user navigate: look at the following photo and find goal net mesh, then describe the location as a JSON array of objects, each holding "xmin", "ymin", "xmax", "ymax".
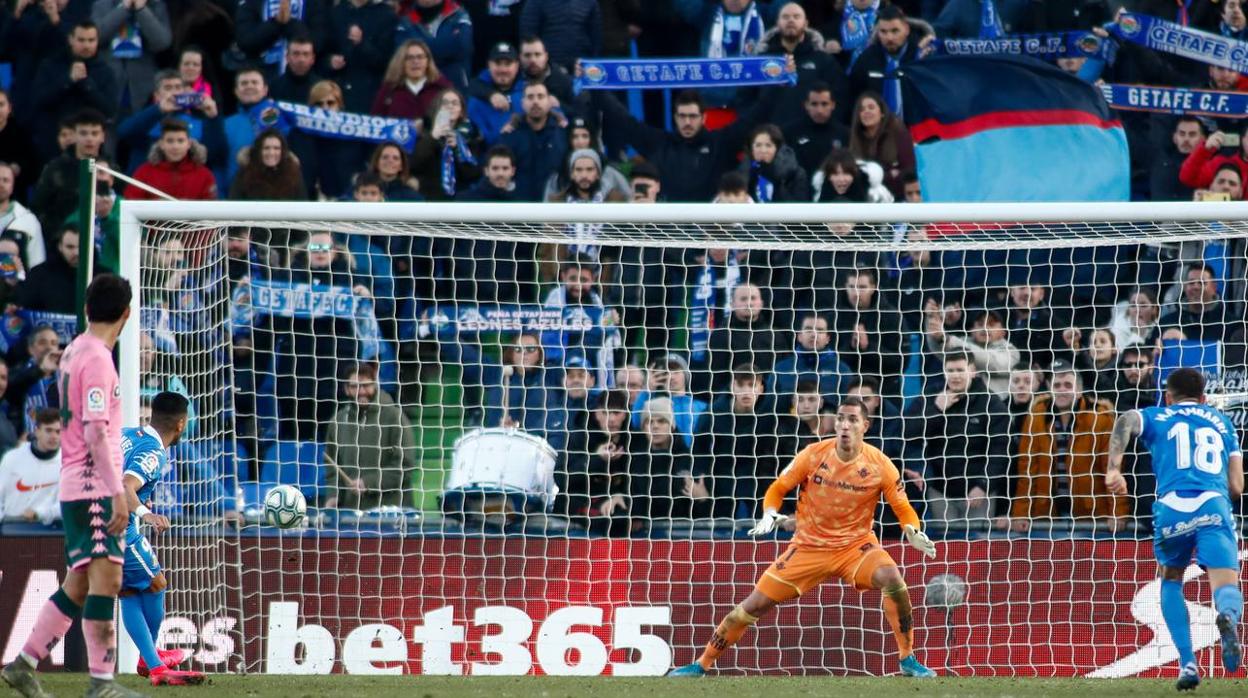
[{"xmin": 131, "ymin": 208, "xmax": 1248, "ymax": 678}]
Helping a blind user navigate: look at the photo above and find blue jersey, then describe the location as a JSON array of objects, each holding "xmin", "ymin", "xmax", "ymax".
[
  {"xmin": 121, "ymin": 425, "xmax": 169, "ymax": 542},
  {"xmin": 1138, "ymin": 402, "xmax": 1242, "ymax": 498}
]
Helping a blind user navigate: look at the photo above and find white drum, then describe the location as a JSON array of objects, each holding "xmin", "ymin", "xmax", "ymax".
[{"xmin": 445, "ymin": 428, "xmax": 559, "ymax": 508}]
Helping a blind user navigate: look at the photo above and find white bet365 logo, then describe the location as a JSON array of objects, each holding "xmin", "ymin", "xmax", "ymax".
[{"xmin": 1087, "ymin": 549, "xmax": 1248, "ymax": 678}]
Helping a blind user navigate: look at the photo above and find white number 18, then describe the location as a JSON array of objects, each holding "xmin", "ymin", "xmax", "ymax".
[{"xmin": 1166, "ymin": 422, "xmax": 1225, "ymax": 474}]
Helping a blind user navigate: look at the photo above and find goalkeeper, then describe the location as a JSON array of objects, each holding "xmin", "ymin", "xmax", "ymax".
[{"xmin": 669, "ymin": 397, "xmax": 938, "ymax": 678}]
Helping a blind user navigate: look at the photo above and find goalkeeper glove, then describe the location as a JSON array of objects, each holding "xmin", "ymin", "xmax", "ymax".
[
  {"xmin": 748, "ymin": 509, "xmax": 790, "ymax": 537},
  {"xmin": 903, "ymin": 524, "xmax": 937, "ymax": 559}
]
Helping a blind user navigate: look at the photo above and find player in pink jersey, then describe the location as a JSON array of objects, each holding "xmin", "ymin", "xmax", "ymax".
[{"xmin": 2, "ymin": 275, "xmax": 146, "ymax": 698}]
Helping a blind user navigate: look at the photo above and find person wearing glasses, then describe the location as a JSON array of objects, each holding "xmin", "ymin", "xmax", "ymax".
[{"xmin": 285, "ymin": 80, "xmax": 367, "ymax": 200}]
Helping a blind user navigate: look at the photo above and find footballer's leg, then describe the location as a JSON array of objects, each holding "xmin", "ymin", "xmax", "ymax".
[
  {"xmin": 1209, "ymin": 568, "xmax": 1243, "ymax": 675},
  {"xmin": 1158, "ymin": 565, "xmax": 1200, "ymax": 691},
  {"xmin": 867, "ymin": 560, "xmax": 935, "ymax": 678},
  {"xmin": 1, "ymin": 571, "xmax": 85, "ymax": 698},
  {"xmin": 669, "ymin": 544, "xmax": 819, "ymax": 676}
]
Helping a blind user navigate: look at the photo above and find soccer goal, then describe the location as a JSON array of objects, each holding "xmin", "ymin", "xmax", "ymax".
[{"xmin": 118, "ymin": 200, "xmax": 1248, "ymax": 678}]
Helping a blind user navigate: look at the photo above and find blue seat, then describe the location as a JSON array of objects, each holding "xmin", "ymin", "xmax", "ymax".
[{"xmin": 259, "ymin": 441, "xmax": 326, "ymax": 503}]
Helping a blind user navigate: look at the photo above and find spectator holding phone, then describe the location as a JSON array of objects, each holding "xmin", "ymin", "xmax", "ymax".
[{"xmin": 1179, "ymin": 124, "xmax": 1248, "ymax": 199}]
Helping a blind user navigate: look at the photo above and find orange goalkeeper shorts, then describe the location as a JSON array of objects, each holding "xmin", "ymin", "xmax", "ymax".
[{"xmin": 754, "ymin": 536, "xmax": 896, "ymax": 602}]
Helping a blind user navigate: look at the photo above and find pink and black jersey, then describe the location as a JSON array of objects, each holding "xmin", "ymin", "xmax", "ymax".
[{"xmin": 57, "ymin": 333, "xmax": 123, "ymax": 501}]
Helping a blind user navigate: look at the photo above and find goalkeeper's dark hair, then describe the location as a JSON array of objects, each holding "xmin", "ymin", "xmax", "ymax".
[
  {"xmin": 149, "ymin": 391, "xmax": 190, "ymax": 431},
  {"xmin": 1166, "ymin": 367, "xmax": 1206, "ymax": 401},
  {"xmin": 85, "ymin": 274, "xmax": 132, "ymax": 323},
  {"xmin": 838, "ymin": 395, "xmax": 870, "ymax": 418}
]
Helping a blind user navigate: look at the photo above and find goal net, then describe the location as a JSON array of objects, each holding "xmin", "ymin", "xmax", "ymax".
[{"xmin": 120, "ymin": 200, "xmax": 1248, "ymax": 678}]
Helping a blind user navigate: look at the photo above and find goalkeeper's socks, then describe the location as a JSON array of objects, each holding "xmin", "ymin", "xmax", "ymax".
[
  {"xmin": 121, "ymin": 594, "xmax": 164, "ymax": 671},
  {"xmin": 883, "ymin": 593, "xmax": 914, "ymax": 658},
  {"xmin": 1213, "ymin": 584, "xmax": 1243, "ymax": 625},
  {"xmin": 1160, "ymin": 579, "xmax": 1196, "ymax": 666},
  {"xmin": 696, "ymin": 607, "xmax": 759, "ymax": 670}
]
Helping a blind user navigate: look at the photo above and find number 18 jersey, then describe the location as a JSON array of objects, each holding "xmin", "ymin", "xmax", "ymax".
[{"xmin": 1138, "ymin": 402, "xmax": 1242, "ymax": 498}]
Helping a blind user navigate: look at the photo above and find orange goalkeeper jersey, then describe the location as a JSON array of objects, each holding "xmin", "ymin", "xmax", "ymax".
[{"xmin": 763, "ymin": 440, "xmax": 920, "ymax": 549}]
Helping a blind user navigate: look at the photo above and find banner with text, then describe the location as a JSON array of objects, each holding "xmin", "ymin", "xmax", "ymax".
[
  {"xmin": 1111, "ymin": 12, "xmax": 1248, "ymax": 73},
  {"xmin": 1100, "ymin": 83, "xmax": 1248, "ymax": 118},
  {"xmin": 5, "ymin": 537, "xmax": 1244, "ymax": 677}
]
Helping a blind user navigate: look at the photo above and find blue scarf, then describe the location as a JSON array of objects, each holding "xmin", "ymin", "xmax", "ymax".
[
  {"xmin": 1100, "ymin": 82, "xmax": 1248, "ymax": 117},
  {"xmin": 251, "ymin": 100, "xmax": 420, "ymax": 152},
  {"xmin": 751, "ymin": 161, "xmax": 774, "ymax": 203},
  {"xmin": 261, "ymin": 0, "xmax": 305, "ymax": 68},
  {"xmin": 232, "ymin": 279, "xmax": 381, "ymax": 360},
  {"xmin": 687, "ymin": 253, "xmax": 739, "ymax": 362},
  {"xmin": 841, "ymin": 0, "xmax": 879, "ymax": 54},
  {"xmin": 440, "ymin": 129, "xmax": 477, "ymax": 197},
  {"xmin": 980, "ymin": 0, "xmax": 1005, "ymax": 39},
  {"xmin": 937, "ymin": 31, "xmax": 1117, "ymax": 61},
  {"xmin": 707, "ymin": 1, "xmax": 765, "ymax": 57},
  {"xmin": 1111, "ymin": 11, "xmax": 1248, "ymax": 74},
  {"xmin": 884, "ymin": 53, "xmax": 902, "ymax": 115},
  {"xmin": 574, "ymin": 56, "xmax": 795, "ymax": 93}
]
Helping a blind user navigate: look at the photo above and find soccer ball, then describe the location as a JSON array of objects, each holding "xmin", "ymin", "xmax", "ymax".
[
  {"xmin": 263, "ymin": 485, "xmax": 307, "ymax": 529},
  {"xmin": 924, "ymin": 573, "xmax": 968, "ymax": 610}
]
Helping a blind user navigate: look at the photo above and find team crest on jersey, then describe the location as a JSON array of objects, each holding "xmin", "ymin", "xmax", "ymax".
[
  {"xmin": 857, "ymin": 467, "xmax": 870, "ymax": 479},
  {"xmin": 86, "ymin": 387, "xmax": 106, "ymax": 413}
]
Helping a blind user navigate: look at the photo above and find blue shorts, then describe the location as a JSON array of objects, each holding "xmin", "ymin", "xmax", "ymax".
[
  {"xmin": 122, "ymin": 533, "xmax": 163, "ymax": 592},
  {"xmin": 1152, "ymin": 494, "xmax": 1239, "ymax": 571}
]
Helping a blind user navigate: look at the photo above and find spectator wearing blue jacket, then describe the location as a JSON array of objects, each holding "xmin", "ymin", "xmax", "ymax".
[
  {"xmin": 397, "ymin": 0, "xmax": 474, "ymax": 91},
  {"xmin": 499, "ymin": 81, "xmax": 567, "ymax": 202},
  {"xmin": 323, "ymin": 0, "xmax": 397, "ymax": 114},
  {"xmin": 467, "ymin": 42, "xmax": 524, "ymax": 145},
  {"xmin": 483, "ymin": 333, "xmax": 565, "ymax": 446},
  {"xmin": 630, "ymin": 354, "xmax": 709, "ymax": 449},
  {"xmin": 770, "ymin": 312, "xmax": 853, "ymax": 413},
  {"xmin": 218, "ymin": 67, "xmax": 271, "ymax": 192},
  {"xmin": 519, "ymin": 0, "xmax": 601, "ymax": 71}
]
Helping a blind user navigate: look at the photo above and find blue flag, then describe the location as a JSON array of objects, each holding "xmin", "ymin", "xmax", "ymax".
[
  {"xmin": 574, "ymin": 56, "xmax": 795, "ymax": 93},
  {"xmin": 232, "ymin": 279, "xmax": 381, "ymax": 360},
  {"xmin": 901, "ymin": 54, "xmax": 1129, "ymax": 202}
]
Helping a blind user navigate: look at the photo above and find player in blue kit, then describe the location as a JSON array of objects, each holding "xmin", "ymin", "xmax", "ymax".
[
  {"xmin": 119, "ymin": 392, "xmax": 204, "ymax": 687},
  {"xmin": 1107, "ymin": 368, "xmax": 1244, "ymax": 691}
]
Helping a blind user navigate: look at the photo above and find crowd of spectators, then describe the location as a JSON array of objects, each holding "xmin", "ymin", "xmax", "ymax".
[{"xmin": 1, "ymin": 0, "xmax": 1247, "ymax": 537}]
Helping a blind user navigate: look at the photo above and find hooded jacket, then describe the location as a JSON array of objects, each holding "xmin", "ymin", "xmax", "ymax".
[{"xmin": 126, "ymin": 140, "xmax": 217, "ymax": 200}]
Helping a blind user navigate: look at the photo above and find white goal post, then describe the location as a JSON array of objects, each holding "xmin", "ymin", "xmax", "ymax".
[{"xmin": 116, "ymin": 200, "xmax": 1248, "ymax": 678}]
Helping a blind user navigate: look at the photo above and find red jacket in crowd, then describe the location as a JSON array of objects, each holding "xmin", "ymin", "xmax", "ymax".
[
  {"xmin": 370, "ymin": 75, "xmax": 453, "ymax": 121},
  {"xmin": 1178, "ymin": 138, "xmax": 1248, "ymax": 197},
  {"xmin": 125, "ymin": 142, "xmax": 218, "ymax": 201}
]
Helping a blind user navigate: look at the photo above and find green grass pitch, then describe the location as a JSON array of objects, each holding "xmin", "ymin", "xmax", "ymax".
[{"xmin": 27, "ymin": 675, "xmax": 1248, "ymax": 697}]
